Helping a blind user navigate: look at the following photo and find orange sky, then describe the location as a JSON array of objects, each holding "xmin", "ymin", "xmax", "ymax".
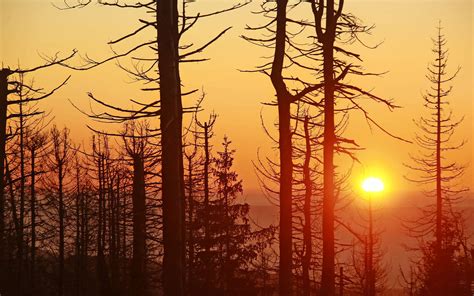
[{"xmin": 1, "ymin": 0, "xmax": 473, "ymax": 198}]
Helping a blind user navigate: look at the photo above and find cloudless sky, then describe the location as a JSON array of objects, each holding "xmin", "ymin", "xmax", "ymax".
[{"xmin": 1, "ymin": 0, "xmax": 472, "ymax": 202}]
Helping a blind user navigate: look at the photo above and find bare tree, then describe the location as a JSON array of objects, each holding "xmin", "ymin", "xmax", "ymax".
[
  {"xmin": 58, "ymin": 2, "xmax": 247, "ymax": 293},
  {"xmin": 25, "ymin": 124, "xmax": 49, "ymax": 295},
  {"xmin": 301, "ymin": 116, "xmax": 313, "ymax": 296},
  {"xmin": 44, "ymin": 126, "xmax": 74, "ymax": 296},
  {"xmin": 309, "ymin": 1, "xmax": 405, "ymax": 294},
  {"xmin": 243, "ymin": 2, "xmax": 327, "ymax": 293},
  {"xmin": 0, "ymin": 55, "xmax": 73, "ymax": 290},
  {"xmin": 192, "ymin": 113, "xmax": 216, "ymax": 293},
  {"xmin": 120, "ymin": 121, "xmax": 159, "ymax": 296},
  {"xmin": 183, "ymin": 117, "xmax": 203, "ymax": 294},
  {"xmin": 404, "ymin": 23, "xmax": 470, "ymax": 296}
]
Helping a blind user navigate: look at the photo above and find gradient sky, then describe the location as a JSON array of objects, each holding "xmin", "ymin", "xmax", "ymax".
[{"xmin": 1, "ymin": 0, "xmax": 473, "ymax": 202}]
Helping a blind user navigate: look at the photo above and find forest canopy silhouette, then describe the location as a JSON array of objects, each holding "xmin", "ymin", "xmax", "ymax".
[{"xmin": 0, "ymin": 0, "xmax": 472, "ymax": 296}]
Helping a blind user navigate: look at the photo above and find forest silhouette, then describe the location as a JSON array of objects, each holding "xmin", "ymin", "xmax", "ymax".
[{"xmin": 0, "ymin": 0, "xmax": 472, "ymax": 296}]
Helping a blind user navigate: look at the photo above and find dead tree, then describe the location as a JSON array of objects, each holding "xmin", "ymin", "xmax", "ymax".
[
  {"xmin": 404, "ymin": 24, "xmax": 470, "ymax": 295},
  {"xmin": 58, "ymin": 2, "xmax": 247, "ymax": 293},
  {"xmin": 345, "ymin": 200, "xmax": 388, "ymax": 296},
  {"xmin": 5, "ymin": 81, "xmax": 54, "ymax": 295},
  {"xmin": 183, "ymin": 118, "xmax": 203, "ymax": 294},
  {"xmin": 2, "ymin": 67, "xmax": 70, "ymax": 295},
  {"xmin": 9, "ymin": 75, "xmax": 55, "ymax": 295},
  {"xmin": 292, "ymin": 108, "xmax": 330, "ymax": 296},
  {"xmin": 72, "ymin": 151, "xmax": 88, "ymax": 296},
  {"xmin": 120, "ymin": 121, "xmax": 159, "ymax": 296},
  {"xmin": 80, "ymin": 119, "xmax": 161, "ymax": 296},
  {"xmin": 195, "ymin": 113, "xmax": 217, "ymax": 294},
  {"xmin": 91, "ymin": 135, "xmax": 114, "ymax": 296},
  {"xmin": 44, "ymin": 126, "xmax": 74, "ymax": 296},
  {"xmin": 0, "ymin": 54, "xmax": 73, "ymax": 291},
  {"xmin": 156, "ymin": 1, "xmax": 188, "ymax": 292},
  {"xmin": 309, "ymin": 1, "xmax": 406, "ymax": 294},
  {"xmin": 24, "ymin": 124, "xmax": 49, "ymax": 295},
  {"xmin": 243, "ymin": 2, "xmax": 328, "ymax": 293},
  {"xmin": 301, "ymin": 116, "xmax": 313, "ymax": 296}
]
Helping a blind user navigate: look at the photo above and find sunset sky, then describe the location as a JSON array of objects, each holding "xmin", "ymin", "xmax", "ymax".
[{"xmin": 1, "ymin": 0, "xmax": 472, "ymax": 202}]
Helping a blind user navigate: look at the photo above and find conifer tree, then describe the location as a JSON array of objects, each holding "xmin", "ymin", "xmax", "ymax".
[{"xmin": 404, "ymin": 24, "xmax": 471, "ymax": 296}]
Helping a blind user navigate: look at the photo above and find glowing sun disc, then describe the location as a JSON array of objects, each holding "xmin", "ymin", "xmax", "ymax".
[{"xmin": 361, "ymin": 177, "xmax": 384, "ymax": 193}]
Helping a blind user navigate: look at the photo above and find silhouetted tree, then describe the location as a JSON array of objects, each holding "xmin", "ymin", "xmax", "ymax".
[
  {"xmin": 120, "ymin": 121, "xmax": 160, "ymax": 296},
  {"xmin": 183, "ymin": 117, "xmax": 203, "ymax": 294},
  {"xmin": 194, "ymin": 113, "xmax": 217, "ymax": 293},
  {"xmin": 301, "ymin": 116, "xmax": 314, "ymax": 296},
  {"xmin": 91, "ymin": 135, "xmax": 114, "ymax": 296},
  {"xmin": 244, "ymin": 2, "xmax": 327, "ymax": 293},
  {"xmin": 71, "ymin": 151, "xmax": 92, "ymax": 296},
  {"xmin": 25, "ymin": 127, "xmax": 48, "ymax": 295},
  {"xmin": 309, "ymin": 1, "xmax": 405, "ymax": 294},
  {"xmin": 0, "ymin": 55, "xmax": 73, "ymax": 293},
  {"xmin": 45, "ymin": 126, "xmax": 74, "ymax": 296},
  {"xmin": 347, "ymin": 202, "xmax": 388, "ymax": 296},
  {"xmin": 212, "ymin": 136, "xmax": 244, "ymax": 293},
  {"xmin": 404, "ymin": 24, "xmax": 471, "ymax": 296},
  {"xmin": 58, "ymin": 2, "xmax": 247, "ymax": 293},
  {"xmin": 291, "ymin": 111, "xmax": 324, "ymax": 296}
]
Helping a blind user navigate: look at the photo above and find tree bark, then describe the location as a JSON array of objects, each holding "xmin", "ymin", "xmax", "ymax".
[
  {"xmin": 302, "ymin": 117, "xmax": 312, "ymax": 296},
  {"xmin": 320, "ymin": 1, "xmax": 337, "ymax": 294},
  {"xmin": 278, "ymin": 99, "xmax": 293, "ymax": 296},
  {"xmin": 368, "ymin": 197, "xmax": 374, "ymax": 296},
  {"xmin": 0, "ymin": 69, "xmax": 9, "ymax": 274},
  {"xmin": 30, "ymin": 147, "xmax": 37, "ymax": 295},
  {"xmin": 157, "ymin": 0, "xmax": 186, "ymax": 294},
  {"xmin": 435, "ymin": 27, "xmax": 442, "ymax": 256},
  {"xmin": 203, "ymin": 122, "xmax": 211, "ymax": 293},
  {"xmin": 59, "ymin": 165, "xmax": 65, "ymax": 296},
  {"xmin": 97, "ymin": 155, "xmax": 111, "ymax": 296},
  {"xmin": 18, "ymin": 97, "xmax": 26, "ymax": 296},
  {"xmin": 186, "ymin": 155, "xmax": 195, "ymax": 294},
  {"xmin": 131, "ymin": 156, "xmax": 146, "ymax": 296},
  {"xmin": 270, "ymin": 1, "xmax": 294, "ymax": 294}
]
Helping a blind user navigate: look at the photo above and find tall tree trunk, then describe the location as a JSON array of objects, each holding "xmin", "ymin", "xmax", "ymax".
[
  {"xmin": 203, "ymin": 122, "xmax": 211, "ymax": 293},
  {"xmin": 187, "ymin": 156, "xmax": 195, "ymax": 294},
  {"xmin": 0, "ymin": 69, "xmax": 10, "ymax": 278},
  {"xmin": 97, "ymin": 155, "xmax": 111, "ymax": 296},
  {"xmin": 18, "ymin": 97, "xmax": 25, "ymax": 296},
  {"xmin": 75, "ymin": 164, "xmax": 82, "ymax": 296},
  {"xmin": 224, "ymin": 163, "xmax": 230, "ymax": 294},
  {"xmin": 321, "ymin": 1, "xmax": 337, "ymax": 294},
  {"xmin": 435, "ymin": 27, "xmax": 442, "ymax": 256},
  {"xmin": 302, "ymin": 117, "xmax": 312, "ymax": 296},
  {"xmin": 131, "ymin": 156, "xmax": 146, "ymax": 296},
  {"xmin": 30, "ymin": 148, "xmax": 37, "ymax": 295},
  {"xmin": 278, "ymin": 99, "xmax": 293, "ymax": 296},
  {"xmin": 270, "ymin": 0, "xmax": 293, "ymax": 294},
  {"xmin": 6, "ymin": 159, "xmax": 21, "ymax": 264},
  {"xmin": 109, "ymin": 175, "xmax": 119, "ymax": 296},
  {"xmin": 157, "ymin": 0, "xmax": 186, "ymax": 294},
  {"xmin": 58, "ymin": 164, "xmax": 65, "ymax": 296},
  {"xmin": 6, "ymin": 157, "xmax": 21, "ymax": 294},
  {"xmin": 82, "ymin": 188, "xmax": 89, "ymax": 296},
  {"xmin": 121, "ymin": 181, "xmax": 127, "ymax": 292},
  {"xmin": 367, "ymin": 197, "xmax": 374, "ymax": 296},
  {"xmin": 114, "ymin": 175, "xmax": 122, "ymax": 294}
]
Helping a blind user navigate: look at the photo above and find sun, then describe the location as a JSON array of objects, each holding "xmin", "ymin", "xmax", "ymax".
[{"xmin": 361, "ymin": 177, "xmax": 385, "ymax": 193}]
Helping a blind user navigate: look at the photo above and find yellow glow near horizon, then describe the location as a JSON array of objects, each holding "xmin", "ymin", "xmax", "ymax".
[{"xmin": 361, "ymin": 177, "xmax": 385, "ymax": 193}]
